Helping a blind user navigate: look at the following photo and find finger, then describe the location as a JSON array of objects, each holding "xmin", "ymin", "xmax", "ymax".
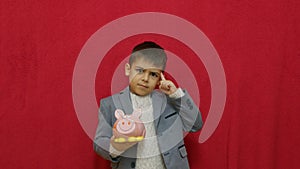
[
  {"xmin": 161, "ymin": 82, "xmax": 167, "ymax": 89},
  {"xmin": 112, "ymin": 129, "xmax": 118, "ymax": 137},
  {"xmin": 160, "ymin": 82, "xmax": 170, "ymax": 91},
  {"xmin": 160, "ymin": 72, "xmax": 166, "ymax": 81}
]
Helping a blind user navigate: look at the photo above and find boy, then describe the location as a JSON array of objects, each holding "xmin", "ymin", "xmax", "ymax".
[{"xmin": 94, "ymin": 41, "xmax": 203, "ymax": 169}]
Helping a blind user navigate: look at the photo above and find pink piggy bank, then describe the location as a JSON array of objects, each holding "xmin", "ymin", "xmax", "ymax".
[{"xmin": 113, "ymin": 109, "xmax": 145, "ymax": 142}]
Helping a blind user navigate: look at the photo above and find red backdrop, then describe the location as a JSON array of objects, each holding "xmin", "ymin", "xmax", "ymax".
[{"xmin": 1, "ymin": 0, "xmax": 299, "ymax": 169}]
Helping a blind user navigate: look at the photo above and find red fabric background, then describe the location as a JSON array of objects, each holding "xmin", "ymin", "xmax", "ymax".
[{"xmin": 1, "ymin": 0, "xmax": 299, "ymax": 169}]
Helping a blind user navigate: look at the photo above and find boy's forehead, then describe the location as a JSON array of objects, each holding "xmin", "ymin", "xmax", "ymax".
[
  {"xmin": 132, "ymin": 59, "xmax": 163, "ymax": 71},
  {"xmin": 134, "ymin": 65, "xmax": 163, "ymax": 73}
]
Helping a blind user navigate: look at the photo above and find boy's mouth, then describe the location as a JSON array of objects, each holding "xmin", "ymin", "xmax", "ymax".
[{"xmin": 137, "ymin": 84, "xmax": 149, "ymax": 88}]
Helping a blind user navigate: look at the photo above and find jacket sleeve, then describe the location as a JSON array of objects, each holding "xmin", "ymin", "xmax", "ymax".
[
  {"xmin": 93, "ymin": 98, "xmax": 121, "ymax": 163},
  {"xmin": 169, "ymin": 90, "xmax": 203, "ymax": 132}
]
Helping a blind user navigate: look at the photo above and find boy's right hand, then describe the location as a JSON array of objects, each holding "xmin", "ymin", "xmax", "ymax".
[
  {"xmin": 159, "ymin": 73, "xmax": 178, "ymax": 95},
  {"xmin": 110, "ymin": 129, "xmax": 139, "ymax": 152}
]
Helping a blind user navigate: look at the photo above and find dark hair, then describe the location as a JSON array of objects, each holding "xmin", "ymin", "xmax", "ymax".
[{"xmin": 129, "ymin": 41, "xmax": 167, "ymax": 70}]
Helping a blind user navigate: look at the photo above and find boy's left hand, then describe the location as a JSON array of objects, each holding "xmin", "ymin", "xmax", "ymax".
[{"xmin": 159, "ymin": 73, "xmax": 177, "ymax": 95}]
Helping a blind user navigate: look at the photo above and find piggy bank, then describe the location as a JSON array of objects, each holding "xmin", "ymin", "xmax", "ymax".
[{"xmin": 113, "ymin": 109, "xmax": 145, "ymax": 143}]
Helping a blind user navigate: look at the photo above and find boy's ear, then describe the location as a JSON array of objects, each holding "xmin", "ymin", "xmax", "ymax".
[{"xmin": 125, "ymin": 63, "xmax": 130, "ymax": 76}]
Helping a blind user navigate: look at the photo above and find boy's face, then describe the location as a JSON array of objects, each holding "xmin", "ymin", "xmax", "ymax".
[{"xmin": 125, "ymin": 58, "xmax": 163, "ymax": 96}]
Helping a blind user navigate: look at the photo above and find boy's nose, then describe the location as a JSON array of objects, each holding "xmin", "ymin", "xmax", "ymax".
[{"xmin": 142, "ymin": 72, "xmax": 149, "ymax": 82}]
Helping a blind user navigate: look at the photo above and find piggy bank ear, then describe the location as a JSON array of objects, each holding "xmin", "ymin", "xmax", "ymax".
[
  {"xmin": 115, "ymin": 109, "xmax": 125, "ymax": 119},
  {"xmin": 133, "ymin": 109, "xmax": 142, "ymax": 118}
]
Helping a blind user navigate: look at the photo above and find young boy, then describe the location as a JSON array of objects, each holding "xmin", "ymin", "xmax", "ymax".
[{"xmin": 94, "ymin": 41, "xmax": 203, "ymax": 169}]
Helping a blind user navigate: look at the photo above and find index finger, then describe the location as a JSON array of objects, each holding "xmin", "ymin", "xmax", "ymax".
[{"xmin": 160, "ymin": 72, "xmax": 166, "ymax": 81}]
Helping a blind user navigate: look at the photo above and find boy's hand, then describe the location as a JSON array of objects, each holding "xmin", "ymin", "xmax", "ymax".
[
  {"xmin": 159, "ymin": 73, "xmax": 177, "ymax": 95},
  {"xmin": 110, "ymin": 129, "xmax": 138, "ymax": 152}
]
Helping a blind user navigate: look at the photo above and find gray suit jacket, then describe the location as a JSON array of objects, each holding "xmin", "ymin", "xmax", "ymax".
[{"xmin": 94, "ymin": 87, "xmax": 203, "ymax": 169}]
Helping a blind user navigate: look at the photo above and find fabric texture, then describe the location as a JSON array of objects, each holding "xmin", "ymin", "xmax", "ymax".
[{"xmin": 131, "ymin": 93, "xmax": 166, "ymax": 169}]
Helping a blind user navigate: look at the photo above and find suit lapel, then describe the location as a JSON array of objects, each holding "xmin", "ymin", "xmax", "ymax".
[
  {"xmin": 113, "ymin": 87, "xmax": 134, "ymax": 115},
  {"xmin": 152, "ymin": 90, "xmax": 167, "ymax": 128}
]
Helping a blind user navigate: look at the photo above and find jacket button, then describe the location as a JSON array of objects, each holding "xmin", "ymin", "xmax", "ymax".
[{"xmin": 131, "ymin": 162, "xmax": 135, "ymax": 168}]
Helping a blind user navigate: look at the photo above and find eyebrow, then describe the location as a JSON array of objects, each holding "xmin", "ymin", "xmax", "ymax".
[{"xmin": 135, "ymin": 66, "xmax": 161, "ymax": 73}]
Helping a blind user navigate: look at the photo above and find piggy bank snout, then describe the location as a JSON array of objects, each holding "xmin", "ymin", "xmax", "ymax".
[{"xmin": 117, "ymin": 119, "xmax": 136, "ymax": 134}]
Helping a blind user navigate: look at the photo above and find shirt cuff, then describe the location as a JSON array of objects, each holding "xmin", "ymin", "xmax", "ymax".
[
  {"xmin": 109, "ymin": 144, "xmax": 125, "ymax": 158},
  {"xmin": 169, "ymin": 88, "xmax": 185, "ymax": 99}
]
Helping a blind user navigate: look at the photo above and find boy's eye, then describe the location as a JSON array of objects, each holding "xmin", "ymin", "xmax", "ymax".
[
  {"xmin": 150, "ymin": 72, "xmax": 159, "ymax": 78},
  {"xmin": 136, "ymin": 68, "xmax": 143, "ymax": 73}
]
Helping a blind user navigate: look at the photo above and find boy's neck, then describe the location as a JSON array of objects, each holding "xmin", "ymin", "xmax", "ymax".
[{"xmin": 129, "ymin": 89, "xmax": 152, "ymax": 98}]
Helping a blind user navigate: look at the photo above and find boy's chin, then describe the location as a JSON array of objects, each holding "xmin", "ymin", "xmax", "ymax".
[
  {"xmin": 133, "ymin": 91, "xmax": 150, "ymax": 96},
  {"xmin": 130, "ymin": 87, "xmax": 152, "ymax": 96}
]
